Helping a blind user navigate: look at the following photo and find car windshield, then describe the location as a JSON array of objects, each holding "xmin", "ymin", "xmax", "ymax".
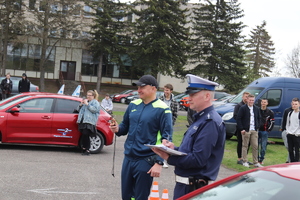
[
  {"xmin": 0, "ymin": 93, "xmax": 25, "ymax": 104},
  {"xmin": 190, "ymin": 171, "xmax": 300, "ymax": 200},
  {"xmin": 230, "ymin": 87, "xmax": 264, "ymax": 104},
  {"xmin": 0, "ymin": 96, "xmax": 31, "ymax": 109}
]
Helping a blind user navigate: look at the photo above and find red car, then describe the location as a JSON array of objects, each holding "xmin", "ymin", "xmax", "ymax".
[
  {"xmin": 178, "ymin": 162, "xmax": 300, "ymax": 200},
  {"xmin": 0, "ymin": 93, "xmax": 114, "ymax": 153},
  {"xmin": 112, "ymin": 90, "xmax": 138, "ymax": 103}
]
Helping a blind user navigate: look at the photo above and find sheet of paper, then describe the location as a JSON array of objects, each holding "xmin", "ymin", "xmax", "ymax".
[{"xmin": 144, "ymin": 144, "xmax": 187, "ymax": 156}]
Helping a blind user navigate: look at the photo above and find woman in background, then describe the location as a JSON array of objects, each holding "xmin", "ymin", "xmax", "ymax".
[{"xmin": 77, "ymin": 90, "xmax": 100, "ymax": 155}]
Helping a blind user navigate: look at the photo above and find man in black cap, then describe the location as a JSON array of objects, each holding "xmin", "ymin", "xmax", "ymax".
[
  {"xmin": 18, "ymin": 73, "xmax": 31, "ymax": 93},
  {"xmin": 152, "ymin": 74, "xmax": 226, "ymax": 199},
  {"xmin": 109, "ymin": 74, "xmax": 173, "ymax": 200}
]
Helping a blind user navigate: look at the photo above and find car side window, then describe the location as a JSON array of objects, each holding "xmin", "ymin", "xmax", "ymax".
[
  {"xmin": 18, "ymin": 98, "xmax": 53, "ymax": 113},
  {"xmin": 54, "ymin": 99, "xmax": 79, "ymax": 114},
  {"xmin": 260, "ymin": 89, "xmax": 282, "ymax": 107}
]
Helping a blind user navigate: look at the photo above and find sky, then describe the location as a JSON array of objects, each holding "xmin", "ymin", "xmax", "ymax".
[{"xmin": 238, "ymin": 0, "xmax": 300, "ymax": 76}]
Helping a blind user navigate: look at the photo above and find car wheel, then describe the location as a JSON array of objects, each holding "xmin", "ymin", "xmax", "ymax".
[
  {"xmin": 89, "ymin": 132, "xmax": 104, "ymax": 154},
  {"xmin": 120, "ymin": 98, "xmax": 126, "ymax": 104}
]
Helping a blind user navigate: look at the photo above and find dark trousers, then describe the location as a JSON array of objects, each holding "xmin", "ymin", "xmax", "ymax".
[
  {"xmin": 2, "ymin": 92, "xmax": 10, "ymax": 100},
  {"xmin": 121, "ymin": 156, "xmax": 153, "ymax": 200},
  {"xmin": 287, "ymin": 134, "xmax": 300, "ymax": 162},
  {"xmin": 81, "ymin": 128, "xmax": 92, "ymax": 150}
]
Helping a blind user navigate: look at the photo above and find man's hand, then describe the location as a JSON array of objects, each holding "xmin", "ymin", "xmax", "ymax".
[
  {"xmin": 241, "ymin": 130, "xmax": 246, "ymax": 135},
  {"xmin": 147, "ymin": 163, "xmax": 162, "ymax": 177},
  {"xmin": 109, "ymin": 118, "xmax": 119, "ymax": 133}
]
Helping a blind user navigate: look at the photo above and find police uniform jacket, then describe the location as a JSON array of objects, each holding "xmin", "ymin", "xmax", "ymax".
[
  {"xmin": 167, "ymin": 106, "xmax": 226, "ymax": 181},
  {"xmin": 116, "ymin": 98, "xmax": 173, "ymax": 160}
]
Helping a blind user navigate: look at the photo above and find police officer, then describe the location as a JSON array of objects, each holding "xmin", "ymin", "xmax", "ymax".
[{"xmin": 153, "ymin": 74, "xmax": 226, "ymax": 199}]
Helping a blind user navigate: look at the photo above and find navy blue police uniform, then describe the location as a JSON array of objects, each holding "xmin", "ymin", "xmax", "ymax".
[{"xmin": 167, "ymin": 74, "xmax": 226, "ymax": 199}]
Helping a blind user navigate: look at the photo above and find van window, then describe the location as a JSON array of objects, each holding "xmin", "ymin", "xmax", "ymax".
[
  {"xmin": 231, "ymin": 87, "xmax": 264, "ymax": 104},
  {"xmin": 260, "ymin": 89, "xmax": 282, "ymax": 107}
]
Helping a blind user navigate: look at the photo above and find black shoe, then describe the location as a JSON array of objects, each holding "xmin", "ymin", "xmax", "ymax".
[
  {"xmin": 82, "ymin": 150, "xmax": 90, "ymax": 156},
  {"xmin": 248, "ymin": 161, "xmax": 253, "ymax": 165}
]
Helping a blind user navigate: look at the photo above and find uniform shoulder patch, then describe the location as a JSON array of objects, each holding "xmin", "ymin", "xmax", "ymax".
[{"xmin": 152, "ymin": 99, "xmax": 169, "ymax": 109}]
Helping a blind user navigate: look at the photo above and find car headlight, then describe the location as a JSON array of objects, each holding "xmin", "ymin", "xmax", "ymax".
[{"xmin": 222, "ymin": 112, "xmax": 233, "ymax": 121}]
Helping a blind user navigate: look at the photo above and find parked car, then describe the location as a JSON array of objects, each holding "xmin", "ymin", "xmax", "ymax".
[
  {"xmin": 125, "ymin": 91, "xmax": 164, "ymax": 104},
  {"xmin": 179, "ymin": 91, "xmax": 230, "ymax": 111},
  {"xmin": 0, "ymin": 93, "xmax": 114, "ymax": 153},
  {"xmin": 113, "ymin": 90, "xmax": 138, "ymax": 103},
  {"xmin": 109, "ymin": 89, "xmax": 133, "ymax": 99},
  {"xmin": 0, "ymin": 76, "xmax": 39, "ymax": 97},
  {"xmin": 174, "ymin": 93, "xmax": 188, "ymax": 103},
  {"xmin": 212, "ymin": 95, "xmax": 236, "ymax": 108},
  {"xmin": 178, "ymin": 162, "xmax": 300, "ymax": 200}
]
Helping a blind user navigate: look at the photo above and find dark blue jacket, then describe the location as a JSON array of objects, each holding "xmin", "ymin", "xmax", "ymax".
[
  {"xmin": 236, "ymin": 104, "xmax": 261, "ymax": 132},
  {"xmin": 117, "ymin": 98, "xmax": 173, "ymax": 160},
  {"xmin": 167, "ymin": 106, "xmax": 226, "ymax": 181}
]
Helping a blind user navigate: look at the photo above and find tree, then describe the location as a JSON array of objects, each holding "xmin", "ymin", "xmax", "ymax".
[
  {"xmin": 285, "ymin": 44, "xmax": 300, "ymax": 78},
  {"xmin": 25, "ymin": 0, "xmax": 81, "ymax": 91},
  {"xmin": 190, "ymin": 0, "xmax": 247, "ymax": 92},
  {"xmin": 86, "ymin": 0, "xmax": 131, "ymax": 92},
  {"xmin": 130, "ymin": 0, "xmax": 190, "ymax": 78},
  {"xmin": 0, "ymin": 0, "xmax": 25, "ymax": 76},
  {"xmin": 245, "ymin": 21, "xmax": 275, "ymax": 81}
]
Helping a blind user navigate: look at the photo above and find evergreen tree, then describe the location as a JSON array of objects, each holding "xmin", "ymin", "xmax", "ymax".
[
  {"xmin": 190, "ymin": 0, "xmax": 247, "ymax": 92},
  {"xmin": 86, "ymin": 0, "xmax": 131, "ymax": 92},
  {"xmin": 130, "ymin": 0, "xmax": 190, "ymax": 78},
  {"xmin": 245, "ymin": 21, "xmax": 275, "ymax": 81}
]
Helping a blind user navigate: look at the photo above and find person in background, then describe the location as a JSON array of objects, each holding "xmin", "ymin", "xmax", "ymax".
[
  {"xmin": 281, "ymin": 99, "xmax": 295, "ymax": 163},
  {"xmin": 1, "ymin": 73, "xmax": 13, "ymax": 100},
  {"xmin": 285, "ymin": 98, "xmax": 300, "ymax": 162},
  {"xmin": 233, "ymin": 91, "xmax": 250, "ymax": 165},
  {"xmin": 101, "ymin": 93, "xmax": 113, "ymax": 115},
  {"xmin": 77, "ymin": 90, "xmax": 100, "ymax": 156},
  {"xmin": 109, "ymin": 75, "xmax": 172, "ymax": 200},
  {"xmin": 258, "ymin": 99, "xmax": 275, "ymax": 164},
  {"xmin": 236, "ymin": 94, "xmax": 262, "ymax": 168},
  {"xmin": 159, "ymin": 83, "xmax": 178, "ymax": 126},
  {"xmin": 152, "ymin": 74, "xmax": 226, "ymax": 199},
  {"xmin": 18, "ymin": 73, "xmax": 31, "ymax": 93},
  {"xmin": 159, "ymin": 83, "xmax": 178, "ymax": 168}
]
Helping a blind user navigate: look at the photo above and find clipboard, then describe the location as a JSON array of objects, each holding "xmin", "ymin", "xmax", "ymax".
[{"xmin": 144, "ymin": 144, "xmax": 187, "ymax": 156}]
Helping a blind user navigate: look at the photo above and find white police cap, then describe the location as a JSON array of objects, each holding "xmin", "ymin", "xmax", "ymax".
[{"xmin": 185, "ymin": 74, "xmax": 219, "ymax": 94}]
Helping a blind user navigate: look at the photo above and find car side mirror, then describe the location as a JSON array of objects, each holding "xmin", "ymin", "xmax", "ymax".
[{"xmin": 10, "ymin": 107, "xmax": 20, "ymax": 113}]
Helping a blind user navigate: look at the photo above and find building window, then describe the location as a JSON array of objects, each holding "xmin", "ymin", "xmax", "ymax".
[
  {"xmin": 6, "ymin": 44, "xmax": 55, "ymax": 73},
  {"xmin": 50, "ymin": 4, "xmax": 58, "ymax": 13},
  {"xmin": 81, "ymin": 50, "xmax": 98, "ymax": 76},
  {"xmin": 39, "ymin": 1, "xmax": 46, "ymax": 12},
  {"xmin": 29, "ymin": 0, "xmax": 36, "ymax": 10},
  {"xmin": 84, "ymin": 5, "xmax": 92, "ymax": 17}
]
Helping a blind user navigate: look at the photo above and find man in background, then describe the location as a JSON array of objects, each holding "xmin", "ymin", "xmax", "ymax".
[
  {"xmin": 233, "ymin": 91, "xmax": 250, "ymax": 165},
  {"xmin": 258, "ymin": 99, "xmax": 274, "ymax": 164},
  {"xmin": 18, "ymin": 73, "xmax": 31, "ymax": 93},
  {"xmin": 101, "ymin": 93, "xmax": 113, "ymax": 115}
]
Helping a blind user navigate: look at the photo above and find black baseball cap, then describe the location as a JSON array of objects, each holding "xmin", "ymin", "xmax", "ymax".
[{"xmin": 132, "ymin": 75, "xmax": 158, "ymax": 88}]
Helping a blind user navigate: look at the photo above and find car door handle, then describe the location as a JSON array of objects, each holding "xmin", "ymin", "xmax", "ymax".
[{"xmin": 42, "ymin": 116, "xmax": 51, "ymax": 119}]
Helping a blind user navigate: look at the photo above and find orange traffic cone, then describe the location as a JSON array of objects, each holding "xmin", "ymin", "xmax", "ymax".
[
  {"xmin": 161, "ymin": 189, "xmax": 169, "ymax": 200},
  {"xmin": 149, "ymin": 181, "xmax": 160, "ymax": 200}
]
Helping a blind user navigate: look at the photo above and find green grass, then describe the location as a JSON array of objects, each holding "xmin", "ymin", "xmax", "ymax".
[{"xmin": 112, "ymin": 111, "xmax": 288, "ymax": 172}]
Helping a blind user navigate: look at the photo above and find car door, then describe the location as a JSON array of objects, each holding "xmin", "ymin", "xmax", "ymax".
[
  {"xmin": 50, "ymin": 98, "xmax": 81, "ymax": 146},
  {"xmin": 5, "ymin": 98, "xmax": 54, "ymax": 143}
]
